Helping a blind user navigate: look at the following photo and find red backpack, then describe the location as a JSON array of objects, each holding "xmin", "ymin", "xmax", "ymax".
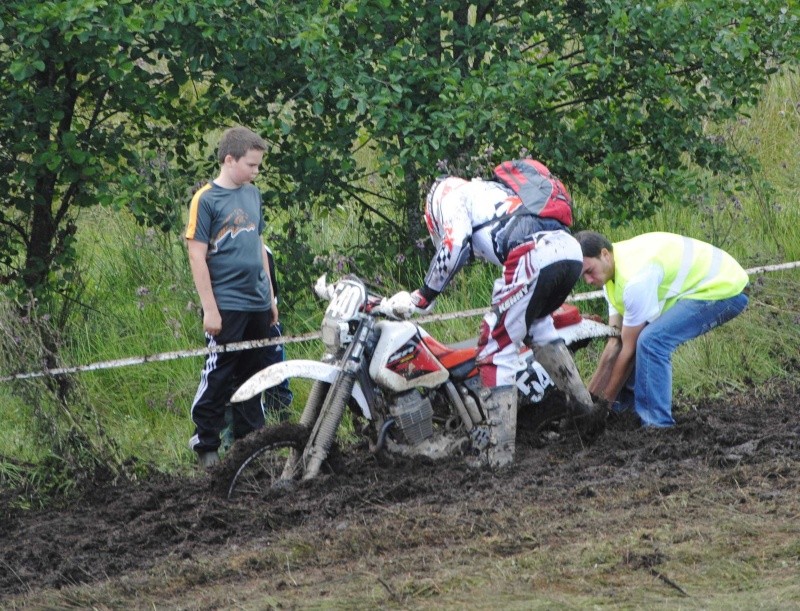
[{"xmin": 493, "ymin": 159, "xmax": 573, "ymax": 227}]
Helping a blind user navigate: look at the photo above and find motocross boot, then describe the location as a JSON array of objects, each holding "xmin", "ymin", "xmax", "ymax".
[
  {"xmin": 532, "ymin": 339, "xmax": 594, "ymax": 415},
  {"xmin": 464, "ymin": 380, "xmax": 518, "ymax": 468}
]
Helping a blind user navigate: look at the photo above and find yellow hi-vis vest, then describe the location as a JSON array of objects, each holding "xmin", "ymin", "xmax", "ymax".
[{"xmin": 606, "ymin": 232, "xmax": 748, "ymax": 318}]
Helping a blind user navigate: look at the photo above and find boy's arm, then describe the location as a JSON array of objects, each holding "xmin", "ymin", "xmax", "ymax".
[
  {"xmin": 187, "ymin": 239, "xmax": 222, "ymax": 335},
  {"xmin": 262, "ymin": 244, "xmax": 279, "ymax": 324}
]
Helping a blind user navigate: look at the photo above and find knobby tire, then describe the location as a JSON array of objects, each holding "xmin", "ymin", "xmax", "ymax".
[
  {"xmin": 519, "ymin": 391, "xmax": 570, "ymax": 433},
  {"xmin": 226, "ymin": 424, "xmax": 310, "ymax": 501}
]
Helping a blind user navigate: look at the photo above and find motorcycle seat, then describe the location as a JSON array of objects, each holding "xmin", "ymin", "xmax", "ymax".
[
  {"xmin": 421, "ymin": 335, "xmax": 478, "ymax": 379},
  {"xmin": 421, "ymin": 305, "xmax": 587, "ymax": 380}
]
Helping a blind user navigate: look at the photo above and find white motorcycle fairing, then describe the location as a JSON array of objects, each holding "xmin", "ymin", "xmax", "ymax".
[
  {"xmin": 230, "ymin": 359, "xmax": 372, "ymax": 419},
  {"xmin": 369, "ymin": 320, "xmax": 450, "ymax": 392}
]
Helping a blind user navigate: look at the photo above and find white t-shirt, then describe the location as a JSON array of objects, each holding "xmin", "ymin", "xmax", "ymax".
[{"xmin": 605, "ymin": 262, "xmax": 664, "ymax": 327}]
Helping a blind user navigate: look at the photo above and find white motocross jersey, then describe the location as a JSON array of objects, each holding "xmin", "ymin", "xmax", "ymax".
[{"xmin": 423, "ymin": 179, "xmax": 517, "ymax": 295}]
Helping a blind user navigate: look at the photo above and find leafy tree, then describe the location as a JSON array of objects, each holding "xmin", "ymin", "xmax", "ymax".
[
  {"xmin": 2, "ymin": 1, "xmax": 189, "ymax": 306},
  {"xmin": 235, "ymin": 0, "xmax": 800, "ymax": 291},
  {"xmin": 280, "ymin": 0, "xmax": 798, "ymax": 229},
  {"xmin": 1, "ymin": 0, "xmax": 797, "ymax": 315}
]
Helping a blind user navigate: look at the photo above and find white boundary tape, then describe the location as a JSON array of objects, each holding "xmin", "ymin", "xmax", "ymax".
[{"xmin": 2, "ymin": 260, "xmax": 799, "ymax": 382}]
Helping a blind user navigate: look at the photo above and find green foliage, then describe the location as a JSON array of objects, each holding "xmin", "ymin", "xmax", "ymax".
[
  {"xmin": 288, "ymin": 0, "xmax": 798, "ymax": 221},
  {"xmin": 1, "ymin": 0, "xmax": 797, "ymax": 314},
  {"xmin": 65, "ymin": 207, "xmax": 201, "ymax": 466},
  {"xmin": 0, "ymin": 296, "xmax": 133, "ymax": 506},
  {"xmin": 0, "ymin": 0, "xmax": 283, "ymax": 306}
]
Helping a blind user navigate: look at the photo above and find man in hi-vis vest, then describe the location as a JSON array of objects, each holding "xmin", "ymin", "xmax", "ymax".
[{"xmin": 574, "ymin": 231, "xmax": 749, "ymax": 428}]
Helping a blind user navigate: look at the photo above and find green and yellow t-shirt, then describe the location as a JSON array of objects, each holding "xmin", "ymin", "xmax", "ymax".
[{"xmin": 185, "ymin": 182, "xmax": 271, "ymax": 311}]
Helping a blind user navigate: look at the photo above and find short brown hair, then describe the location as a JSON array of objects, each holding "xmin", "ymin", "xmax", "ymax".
[
  {"xmin": 217, "ymin": 126, "xmax": 267, "ymax": 163},
  {"xmin": 574, "ymin": 230, "xmax": 613, "ymax": 258}
]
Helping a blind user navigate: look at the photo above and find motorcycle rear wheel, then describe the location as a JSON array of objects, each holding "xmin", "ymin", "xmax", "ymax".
[
  {"xmin": 227, "ymin": 424, "xmax": 310, "ymax": 501},
  {"xmin": 519, "ymin": 390, "xmax": 607, "ymax": 442},
  {"xmin": 518, "ymin": 390, "xmax": 571, "ymax": 434}
]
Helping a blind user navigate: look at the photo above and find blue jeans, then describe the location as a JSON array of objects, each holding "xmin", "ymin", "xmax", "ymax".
[{"xmin": 632, "ymin": 293, "xmax": 748, "ymax": 428}]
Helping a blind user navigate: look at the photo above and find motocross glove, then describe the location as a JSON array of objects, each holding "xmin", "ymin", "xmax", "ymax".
[{"xmin": 385, "ymin": 289, "xmax": 434, "ymax": 319}]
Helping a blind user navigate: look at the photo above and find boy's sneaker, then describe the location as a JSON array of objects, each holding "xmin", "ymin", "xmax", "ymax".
[{"xmin": 197, "ymin": 451, "xmax": 220, "ymax": 469}]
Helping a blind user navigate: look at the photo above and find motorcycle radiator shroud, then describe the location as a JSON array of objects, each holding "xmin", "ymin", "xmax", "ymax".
[{"xmin": 370, "ymin": 320, "xmax": 556, "ymax": 404}]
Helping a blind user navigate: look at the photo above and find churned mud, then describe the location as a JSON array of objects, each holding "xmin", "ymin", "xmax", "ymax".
[{"xmin": 2, "ymin": 381, "xmax": 799, "ymax": 605}]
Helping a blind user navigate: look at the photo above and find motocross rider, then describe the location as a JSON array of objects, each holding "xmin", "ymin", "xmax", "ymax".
[{"xmin": 386, "ymin": 172, "xmax": 596, "ymax": 466}]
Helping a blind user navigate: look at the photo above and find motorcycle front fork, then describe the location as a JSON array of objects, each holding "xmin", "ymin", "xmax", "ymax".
[
  {"xmin": 300, "ymin": 317, "xmax": 374, "ymax": 480},
  {"xmin": 280, "ymin": 378, "xmax": 329, "ymax": 480}
]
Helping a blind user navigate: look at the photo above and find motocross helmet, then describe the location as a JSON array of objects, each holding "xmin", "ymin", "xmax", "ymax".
[{"xmin": 424, "ymin": 176, "xmax": 467, "ymax": 249}]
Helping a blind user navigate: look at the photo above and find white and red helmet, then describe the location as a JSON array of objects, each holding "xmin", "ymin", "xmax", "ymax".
[{"xmin": 424, "ymin": 176, "xmax": 467, "ymax": 248}]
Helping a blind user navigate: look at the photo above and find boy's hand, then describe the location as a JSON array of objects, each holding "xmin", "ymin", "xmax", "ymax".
[
  {"xmin": 203, "ymin": 310, "xmax": 222, "ymax": 336},
  {"xmin": 271, "ymin": 301, "xmax": 279, "ymax": 326}
]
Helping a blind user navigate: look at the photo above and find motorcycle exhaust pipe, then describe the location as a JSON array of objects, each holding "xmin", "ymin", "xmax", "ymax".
[{"xmin": 444, "ymin": 382, "xmax": 476, "ymax": 431}]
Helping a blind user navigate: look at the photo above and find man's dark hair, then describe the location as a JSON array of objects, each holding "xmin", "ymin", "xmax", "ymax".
[
  {"xmin": 217, "ymin": 126, "xmax": 267, "ymax": 162},
  {"xmin": 574, "ymin": 230, "xmax": 613, "ymax": 258}
]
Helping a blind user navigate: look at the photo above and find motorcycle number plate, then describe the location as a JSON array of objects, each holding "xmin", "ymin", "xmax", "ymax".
[{"xmin": 325, "ymin": 278, "xmax": 366, "ymax": 322}]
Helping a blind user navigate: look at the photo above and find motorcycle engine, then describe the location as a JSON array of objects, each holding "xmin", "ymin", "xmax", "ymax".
[{"xmin": 389, "ymin": 390, "xmax": 434, "ymax": 446}]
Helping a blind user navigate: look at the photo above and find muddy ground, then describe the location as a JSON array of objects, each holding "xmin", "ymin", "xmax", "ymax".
[{"xmin": 2, "ymin": 382, "xmax": 799, "ymax": 608}]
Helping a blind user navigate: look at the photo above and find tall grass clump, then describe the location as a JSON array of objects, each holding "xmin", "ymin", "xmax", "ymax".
[
  {"xmin": 60, "ymin": 206, "xmax": 205, "ymax": 471},
  {"xmin": 0, "ymin": 204, "xmax": 205, "ymax": 480},
  {"xmin": 0, "ymin": 299, "xmax": 129, "ymax": 508}
]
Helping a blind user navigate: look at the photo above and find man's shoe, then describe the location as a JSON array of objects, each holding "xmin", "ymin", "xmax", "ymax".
[
  {"xmin": 197, "ymin": 451, "xmax": 220, "ymax": 469},
  {"xmin": 220, "ymin": 425, "xmax": 235, "ymax": 454}
]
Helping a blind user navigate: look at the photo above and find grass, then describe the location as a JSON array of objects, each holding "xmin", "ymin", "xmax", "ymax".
[{"xmin": 1, "ymin": 70, "xmax": 799, "ymax": 477}]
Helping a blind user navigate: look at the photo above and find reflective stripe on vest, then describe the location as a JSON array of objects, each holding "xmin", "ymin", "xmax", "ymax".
[{"xmin": 606, "ymin": 233, "xmax": 748, "ymax": 318}]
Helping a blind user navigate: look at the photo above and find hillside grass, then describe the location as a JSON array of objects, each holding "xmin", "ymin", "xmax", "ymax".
[{"xmin": 1, "ymin": 71, "xmax": 799, "ymax": 478}]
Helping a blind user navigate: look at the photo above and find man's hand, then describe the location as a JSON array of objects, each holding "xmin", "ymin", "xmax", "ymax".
[
  {"xmin": 590, "ymin": 392, "xmax": 612, "ymax": 413},
  {"xmin": 384, "ymin": 289, "xmax": 434, "ymax": 319},
  {"xmin": 574, "ymin": 399, "xmax": 608, "ymax": 441}
]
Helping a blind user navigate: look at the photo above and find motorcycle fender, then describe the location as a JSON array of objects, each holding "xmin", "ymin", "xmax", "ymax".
[
  {"xmin": 370, "ymin": 320, "xmax": 450, "ymax": 392},
  {"xmin": 557, "ymin": 319, "xmax": 618, "ymax": 346},
  {"xmin": 230, "ymin": 359, "xmax": 371, "ymax": 419}
]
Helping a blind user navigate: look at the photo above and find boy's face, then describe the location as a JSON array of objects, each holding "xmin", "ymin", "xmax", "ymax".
[
  {"xmin": 581, "ymin": 248, "xmax": 615, "ymax": 287},
  {"xmin": 224, "ymin": 149, "xmax": 263, "ymax": 186}
]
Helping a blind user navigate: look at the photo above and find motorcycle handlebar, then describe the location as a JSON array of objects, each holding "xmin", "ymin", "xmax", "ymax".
[{"xmin": 369, "ymin": 299, "xmax": 403, "ymax": 320}]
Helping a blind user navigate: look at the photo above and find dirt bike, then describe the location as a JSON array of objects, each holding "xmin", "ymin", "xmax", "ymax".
[{"xmin": 224, "ymin": 274, "xmax": 617, "ymax": 500}]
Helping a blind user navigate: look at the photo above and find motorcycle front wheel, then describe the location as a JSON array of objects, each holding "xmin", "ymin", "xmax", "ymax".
[{"xmin": 226, "ymin": 423, "xmax": 310, "ymax": 501}]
